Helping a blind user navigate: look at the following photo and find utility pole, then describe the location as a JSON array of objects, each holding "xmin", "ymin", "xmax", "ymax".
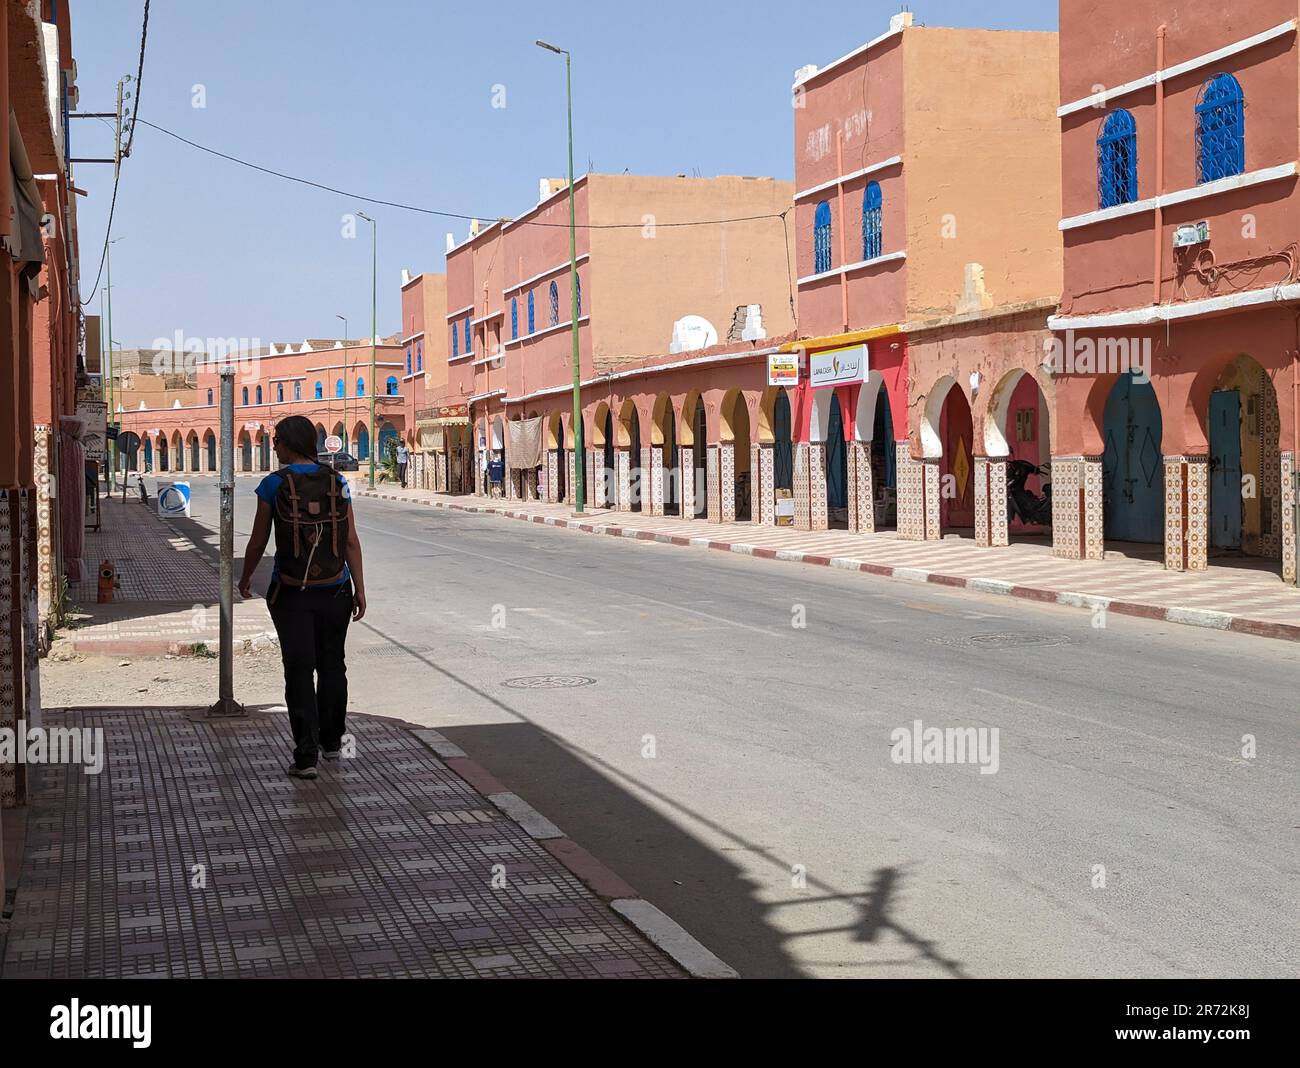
[
  {"xmin": 536, "ymin": 40, "xmax": 584, "ymax": 512},
  {"xmin": 357, "ymin": 212, "xmax": 377, "ymax": 486},
  {"xmin": 208, "ymin": 367, "xmax": 245, "ymax": 718}
]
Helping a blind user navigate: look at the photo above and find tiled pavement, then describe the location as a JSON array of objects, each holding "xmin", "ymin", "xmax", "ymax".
[
  {"xmin": 0, "ymin": 709, "xmax": 690, "ymax": 979},
  {"xmin": 65, "ymin": 496, "xmax": 274, "ymax": 655},
  {"xmin": 361, "ymin": 487, "xmax": 1300, "ymax": 642}
]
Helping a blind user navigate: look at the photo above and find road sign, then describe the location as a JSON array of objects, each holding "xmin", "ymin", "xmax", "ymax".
[{"xmin": 324, "ymin": 435, "xmax": 343, "ymax": 454}]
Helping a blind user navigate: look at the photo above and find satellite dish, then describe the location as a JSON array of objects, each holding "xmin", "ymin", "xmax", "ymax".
[{"xmin": 669, "ymin": 315, "xmax": 718, "ymax": 354}]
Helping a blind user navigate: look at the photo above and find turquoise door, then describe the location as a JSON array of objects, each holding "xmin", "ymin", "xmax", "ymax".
[
  {"xmin": 1209, "ymin": 389, "xmax": 1242, "ymax": 549},
  {"xmin": 1103, "ymin": 375, "xmax": 1163, "ymax": 543}
]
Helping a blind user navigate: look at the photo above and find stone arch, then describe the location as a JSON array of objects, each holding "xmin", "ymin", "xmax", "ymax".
[
  {"xmin": 203, "ymin": 429, "xmax": 217, "ymax": 472},
  {"xmin": 679, "ymin": 389, "xmax": 702, "ymax": 446},
  {"xmin": 651, "ymin": 393, "xmax": 674, "ymax": 446},
  {"xmin": 186, "ymin": 430, "xmax": 200, "ymax": 472},
  {"xmin": 616, "ymin": 398, "xmax": 639, "ymax": 448}
]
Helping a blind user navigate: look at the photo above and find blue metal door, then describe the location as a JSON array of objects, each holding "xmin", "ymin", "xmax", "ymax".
[
  {"xmin": 1103, "ymin": 375, "xmax": 1163, "ymax": 543},
  {"xmin": 826, "ymin": 394, "xmax": 847, "ymax": 509},
  {"xmin": 1209, "ymin": 388, "xmax": 1242, "ymax": 549}
]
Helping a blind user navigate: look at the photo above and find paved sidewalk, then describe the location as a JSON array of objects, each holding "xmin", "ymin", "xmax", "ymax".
[
  {"xmin": 0, "ymin": 707, "xmax": 722, "ymax": 979},
  {"xmin": 361, "ymin": 487, "xmax": 1300, "ymax": 643},
  {"xmin": 65, "ymin": 496, "xmax": 274, "ymax": 656}
]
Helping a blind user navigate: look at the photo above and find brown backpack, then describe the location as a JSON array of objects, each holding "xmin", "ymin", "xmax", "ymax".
[{"xmin": 272, "ymin": 466, "xmax": 350, "ymax": 588}]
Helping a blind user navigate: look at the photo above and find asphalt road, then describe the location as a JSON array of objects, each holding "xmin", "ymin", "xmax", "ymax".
[{"xmin": 166, "ymin": 475, "xmax": 1298, "ymax": 979}]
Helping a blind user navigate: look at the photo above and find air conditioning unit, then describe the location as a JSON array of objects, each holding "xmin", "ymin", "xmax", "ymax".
[{"xmin": 1173, "ymin": 222, "xmax": 1210, "ymax": 248}]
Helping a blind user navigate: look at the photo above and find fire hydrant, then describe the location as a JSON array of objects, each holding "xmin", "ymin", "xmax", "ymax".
[{"xmin": 97, "ymin": 561, "xmax": 116, "ymax": 604}]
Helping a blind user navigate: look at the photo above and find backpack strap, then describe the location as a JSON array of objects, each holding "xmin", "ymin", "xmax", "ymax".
[
  {"xmin": 283, "ymin": 469, "xmax": 301, "ymax": 558},
  {"xmin": 329, "ymin": 472, "xmax": 339, "ymax": 555}
]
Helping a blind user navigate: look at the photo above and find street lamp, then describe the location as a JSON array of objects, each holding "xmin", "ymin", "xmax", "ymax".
[
  {"xmin": 104, "ymin": 236, "xmax": 126, "ymax": 490},
  {"xmin": 356, "ymin": 211, "xmax": 377, "ymax": 487},
  {"xmin": 536, "ymin": 39, "xmax": 585, "ymax": 513}
]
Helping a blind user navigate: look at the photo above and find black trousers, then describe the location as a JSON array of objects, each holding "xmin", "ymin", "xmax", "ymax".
[
  {"xmin": 267, "ymin": 579, "xmax": 353, "ymax": 768},
  {"xmin": 397, "ymin": 461, "xmax": 408, "ymax": 488}
]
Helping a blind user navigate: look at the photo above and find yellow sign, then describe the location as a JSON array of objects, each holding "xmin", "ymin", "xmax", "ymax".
[{"xmin": 767, "ymin": 353, "xmax": 799, "ymax": 387}]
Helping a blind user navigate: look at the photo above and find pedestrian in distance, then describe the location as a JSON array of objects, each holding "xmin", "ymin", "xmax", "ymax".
[
  {"xmin": 395, "ymin": 441, "xmax": 409, "ymax": 488},
  {"xmin": 238, "ymin": 415, "xmax": 367, "ymax": 780}
]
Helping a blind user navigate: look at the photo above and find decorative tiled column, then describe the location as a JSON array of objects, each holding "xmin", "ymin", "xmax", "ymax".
[
  {"xmin": 1, "ymin": 492, "xmax": 22, "ymax": 809},
  {"xmin": 754, "ymin": 443, "xmax": 774, "ymax": 526},
  {"xmin": 1049, "ymin": 456, "xmax": 1104, "ymax": 560},
  {"xmin": 705, "ymin": 446, "xmax": 721, "ymax": 522},
  {"xmin": 616, "ymin": 449, "xmax": 631, "ymax": 512},
  {"xmin": 523, "ymin": 467, "xmax": 537, "ymax": 501},
  {"xmin": 584, "ymin": 451, "xmax": 596, "ymax": 509},
  {"xmin": 1164, "ymin": 455, "xmax": 1209, "ymax": 572},
  {"xmin": 681, "ymin": 454, "xmax": 697, "ymax": 518},
  {"xmin": 1282, "ymin": 452, "xmax": 1296, "ymax": 584},
  {"xmin": 649, "ymin": 446, "xmax": 664, "ymax": 516},
  {"xmin": 637, "ymin": 447, "xmax": 649, "ymax": 514},
  {"xmin": 718, "ymin": 443, "xmax": 735, "ymax": 523},
  {"xmin": 895, "ymin": 444, "xmax": 925, "ymax": 541},
  {"xmin": 846, "ymin": 441, "xmax": 874, "ymax": 534},
  {"xmin": 974, "ymin": 457, "xmax": 1008, "ymax": 548},
  {"xmin": 566, "ymin": 450, "xmax": 577, "ymax": 506},
  {"xmin": 33, "ymin": 425, "xmax": 55, "ymax": 634},
  {"xmin": 792, "ymin": 443, "xmax": 828, "ymax": 531},
  {"xmin": 22, "ymin": 490, "xmax": 40, "ymax": 733},
  {"xmin": 545, "ymin": 451, "xmax": 559, "ymax": 503}
]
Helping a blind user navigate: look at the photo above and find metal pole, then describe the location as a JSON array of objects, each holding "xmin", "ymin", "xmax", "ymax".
[
  {"xmin": 209, "ymin": 368, "xmax": 245, "ymax": 717},
  {"xmin": 369, "ymin": 218, "xmax": 377, "ymax": 488},
  {"xmin": 104, "ymin": 254, "xmax": 115, "ymax": 492},
  {"xmin": 565, "ymin": 51, "xmax": 584, "ymax": 514}
]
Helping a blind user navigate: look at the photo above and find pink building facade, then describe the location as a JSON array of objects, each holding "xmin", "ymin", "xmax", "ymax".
[{"xmin": 1052, "ymin": 1, "xmax": 1299, "ymax": 579}]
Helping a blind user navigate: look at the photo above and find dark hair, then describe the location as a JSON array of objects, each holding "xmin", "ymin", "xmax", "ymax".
[{"xmin": 274, "ymin": 415, "xmax": 317, "ymax": 461}]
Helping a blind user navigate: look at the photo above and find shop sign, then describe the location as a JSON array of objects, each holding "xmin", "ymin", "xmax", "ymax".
[{"xmin": 809, "ymin": 344, "xmax": 867, "ymax": 388}]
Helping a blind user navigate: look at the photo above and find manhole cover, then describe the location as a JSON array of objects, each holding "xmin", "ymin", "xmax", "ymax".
[
  {"xmin": 501, "ymin": 675, "xmax": 596, "ymax": 690},
  {"xmin": 929, "ymin": 633, "xmax": 1073, "ymax": 649}
]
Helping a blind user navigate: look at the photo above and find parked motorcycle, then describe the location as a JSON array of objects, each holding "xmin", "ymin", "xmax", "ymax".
[{"xmin": 1006, "ymin": 458, "xmax": 1052, "ymax": 527}]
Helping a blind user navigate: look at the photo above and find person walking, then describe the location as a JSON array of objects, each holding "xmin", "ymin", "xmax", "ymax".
[
  {"xmin": 238, "ymin": 415, "xmax": 367, "ymax": 779},
  {"xmin": 395, "ymin": 441, "xmax": 409, "ymax": 488}
]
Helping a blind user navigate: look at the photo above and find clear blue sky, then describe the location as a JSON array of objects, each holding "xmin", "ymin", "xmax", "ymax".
[{"xmin": 74, "ymin": 0, "xmax": 1056, "ymax": 349}]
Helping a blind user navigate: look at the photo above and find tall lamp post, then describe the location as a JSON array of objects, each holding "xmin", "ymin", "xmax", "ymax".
[
  {"xmin": 356, "ymin": 212, "xmax": 377, "ymax": 487},
  {"xmin": 104, "ymin": 236, "xmax": 126, "ymax": 491},
  {"xmin": 536, "ymin": 39, "xmax": 584, "ymax": 513}
]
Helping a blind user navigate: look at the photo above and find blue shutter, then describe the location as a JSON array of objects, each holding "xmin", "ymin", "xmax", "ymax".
[
  {"xmin": 464, "ymin": 316, "xmax": 471, "ymax": 353},
  {"xmin": 315, "ymin": 381, "xmax": 323, "ymax": 400},
  {"xmin": 527, "ymin": 291, "xmax": 535, "ymax": 333},
  {"xmin": 336, "ymin": 379, "xmax": 344, "ymax": 398},
  {"xmin": 1196, "ymin": 73, "xmax": 1244, "ymax": 184},
  {"xmin": 576, "ymin": 274, "xmax": 581, "ymax": 317},
  {"xmin": 511, "ymin": 298, "xmax": 518, "ymax": 339},
  {"xmin": 549, "ymin": 280, "xmax": 560, "ymax": 326},
  {"xmin": 814, "ymin": 200, "xmax": 832, "ymax": 274},
  {"xmin": 862, "ymin": 182, "xmax": 883, "ymax": 261},
  {"xmin": 452, "ymin": 324, "xmax": 459, "ymax": 358},
  {"xmin": 1097, "ymin": 109, "xmax": 1138, "ymax": 208}
]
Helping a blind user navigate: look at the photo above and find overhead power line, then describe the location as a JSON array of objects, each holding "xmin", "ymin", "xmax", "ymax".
[{"xmin": 136, "ymin": 118, "xmax": 789, "ymax": 232}]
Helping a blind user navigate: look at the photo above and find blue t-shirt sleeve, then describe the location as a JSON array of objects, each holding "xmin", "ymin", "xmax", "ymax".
[{"xmin": 255, "ymin": 473, "xmax": 282, "ymax": 506}]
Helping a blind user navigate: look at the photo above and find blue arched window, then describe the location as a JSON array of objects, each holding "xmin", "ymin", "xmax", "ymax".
[
  {"xmin": 549, "ymin": 280, "xmax": 560, "ymax": 326},
  {"xmin": 511, "ymin": 298, "xmax": 519, "ymax": 339},
  {"xmin": 1196, "ymin": 73, "xmax": 1244, "ymax": 184},
  {"xmin": 452, "ymin": 324, "xmax": 459, "ymax": 358},
  {"xmin": 335, "ymin": 378, "xmax": 344, "ymax": 399},
  {"xmin": 463, "ymin": 316, "xmax": 471, "ymax": 353},
  {"xmin": 527, "ymin": 291, "xmax": 536, "ymax": 333},
  {"xmin": 575, "ymin": 274, "xmax": 582, "ymax": 317},
  {"xmin": 241, "ymin": 386, "xmax": 249, "ymax": 405},
  {"xmin": 314, "ymin": 381, "xmax": 323, "ymax": 400},
  {"xmin": 416, "ymin": 343, "xmax": 422, "ymax": 371},
  {"xmin": 255, "ymin": 385, "xmax": 262, "ymax": 404},
  {"xmin": 294, "ymin": 381, "xmax": 301, "ymax": 401},
  {"xmin": 206, "ymin": 389, "xmax": 213, "ymax": 405},
  {"xmin": 1097, "ymin": 109, "xmax": 1138, "ymax": 208},
  {"xmin": 862, "ymin": 181, "xmax": 883, "ymax": 260},
  {"xmin": 386, "ymin": 376, "xmax": 399, "ymax": 396},
  {"xmin": 276, "ymin": 383, "xmax": 284, "ymax": 403},
  {"xmin": 356, "ymin": 377, "xmax": 365, "ymax": 397},
  {"xmin": 813, "ymin": 200, "xmax": 832, "ymax": 274},
  {"xmin": 406, "ymin": 347, "xmax": 412, "ymax": 375}
]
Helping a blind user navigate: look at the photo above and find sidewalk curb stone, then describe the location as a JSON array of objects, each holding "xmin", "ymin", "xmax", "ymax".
[
  {"xmin": 364, "ymin": 489, "xmax": 1300, "ymax": 646},
  {"xmin": 407, "ymin": 726, "xmax": 736, "ymax": 979}
]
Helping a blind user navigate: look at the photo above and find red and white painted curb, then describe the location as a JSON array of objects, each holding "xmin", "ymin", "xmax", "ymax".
[
  {"xmin": 363, "ymin": 490, "xmax": 1300, "ymax": 645},
  {"xmin": 409, "ymin": 727, "xmax": 736, "ymax": 979}
]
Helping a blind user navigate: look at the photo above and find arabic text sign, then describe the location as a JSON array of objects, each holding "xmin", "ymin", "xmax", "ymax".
[
  {"xmin": 767, "ymin": 353, "xmax": 799, "ymax": 387},
  {"xmin": 809, "ymin": 344, "xmax": 867, "ymax": 389}
]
